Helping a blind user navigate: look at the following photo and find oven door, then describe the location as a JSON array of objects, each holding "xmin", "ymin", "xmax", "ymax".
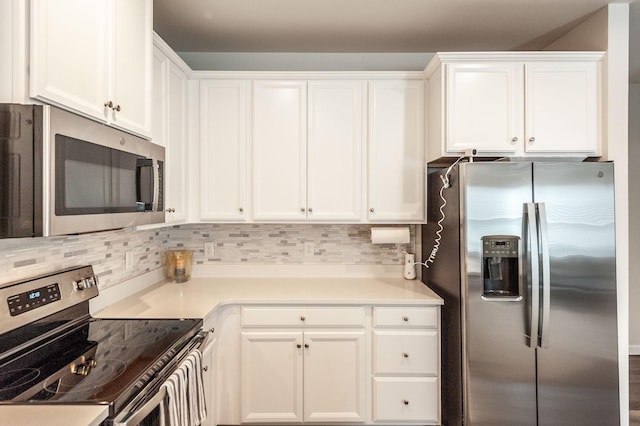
[{"xmin": 109, "ymin": 329, "xmax": 213, "ymax": 426}]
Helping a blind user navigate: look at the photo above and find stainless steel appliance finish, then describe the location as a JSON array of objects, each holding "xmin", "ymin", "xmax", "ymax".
[
  {"xmin": 423, "ymin": 161, "xmax": 619, "ymax": 425},
  {"xmin": 0, "ymin": 103, "xmax": 165, "ymax": 238},
  {"xmin": 0, "ymin": 266, "xmax": 207, "ymax": 425}
]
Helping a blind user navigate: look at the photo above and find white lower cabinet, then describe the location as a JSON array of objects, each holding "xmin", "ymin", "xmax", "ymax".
[
  {"xmin": 201, "ymin": 325, "xmax": 217, "ymax": 426},
  {"xmin": 219, "ymin": 304, "xmax": 440, "ymax": 425},
  {"xmin": 240, "ymin": 307, "xmax": 367, "ymax": 424},
  {"xmin": 372, "ymin": 307, "xmax": 441, "ymax": 424}
]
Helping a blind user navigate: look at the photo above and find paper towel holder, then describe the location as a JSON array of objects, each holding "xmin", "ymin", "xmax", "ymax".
[{"xmin": 370, "ymin": 227, "xmax": 411, "ymax": 244}]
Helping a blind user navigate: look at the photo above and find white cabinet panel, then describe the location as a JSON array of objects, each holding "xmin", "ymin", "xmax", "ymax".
[
  {"xmin": 241, "ymin": 331, "xmax": 303, "ymax": 423},
  {"xmin": 30, "ymin": 0, "xmax": 109, "ymax": 120},
  {"xmin": 200, "ymin": 80, "xmax": 248, "ymax": 221},
  {"xmin": 151, "ymin": 47, "xmax": 168, "ymax": 147},
  {"xmin": 446, "ymin": 63, "xmax": 522, "ymax": 153},
  {"xmin": 252, "ymin": 80, "xmax": 307, "ymax": 221},
  {"xmin": 368, "ymin": 80, "xmax": 425, "ymax": 222},
  {"xmin": 525, "ymin": 62, "xmax": 599, "ymax": 154},
  {"xmin": 164, "ymin": 61, "xmax": 188, "ymax": 222},
  {"xmin": 373, "ymin": 377, "xmax": 439, "ymax": 423},
  {"xmin": 307, "ymin": 81, "xmax": 364, "ymax": 221},
  {"xmin": 30, "ymin": 0, "xmax": 152, "ymax": 137},
  {"xmin": 303, "ymin": 331, "xmax": 366, "ymax": 422},
  {"xmin": 373, "ymin": 330, "xmax": 438, "ymax": 375}
]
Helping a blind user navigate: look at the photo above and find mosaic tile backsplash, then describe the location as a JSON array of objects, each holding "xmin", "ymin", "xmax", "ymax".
[{"xmin": 0, "ymin": 224, "xmax": 415, "ymax": 290}]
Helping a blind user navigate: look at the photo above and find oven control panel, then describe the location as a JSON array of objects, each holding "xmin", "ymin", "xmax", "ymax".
[{"xmin": 7, "ymin": 283, "xmax": 61, "ymax": 316}]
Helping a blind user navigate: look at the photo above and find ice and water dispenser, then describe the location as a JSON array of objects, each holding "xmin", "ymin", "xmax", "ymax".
[{"xmin": 481, "ymin": 235, "xmax": 521, "ymax": 300}]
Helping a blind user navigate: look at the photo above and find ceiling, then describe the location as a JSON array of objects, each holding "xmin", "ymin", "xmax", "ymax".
[{"xmin": 154, "ymin": 0, "xmax": 640, "ymax": 82}]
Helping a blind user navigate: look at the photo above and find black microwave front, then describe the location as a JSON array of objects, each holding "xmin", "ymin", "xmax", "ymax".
[{"xmin": 0, "ymin": 104, "xmax": 165, "ymax": 238}]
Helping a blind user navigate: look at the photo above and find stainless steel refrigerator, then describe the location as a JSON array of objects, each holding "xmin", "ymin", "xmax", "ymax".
[{"xmin": 422, "ymin": 161, "xmax": 619, "ymax": 425}]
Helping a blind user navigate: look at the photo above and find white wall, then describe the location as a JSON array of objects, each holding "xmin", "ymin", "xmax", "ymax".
[
  {"xmin": 630, "ymin": 84, "xmax": 640, "ymax": 351},
  {"xmin": 543, "ymin": 4, "xmax": 630, "ymax": 424}
]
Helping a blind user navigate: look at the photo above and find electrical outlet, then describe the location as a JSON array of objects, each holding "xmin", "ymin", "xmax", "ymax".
[
  {"xmin": 125, "ymin": 251, "xmax": 133, "ymax": 271},
  {"xmin": 303, "ymin": 242, "xmax": 314, "ymax": 257},
  {"xmin": 204, "ymin": 241, "xmax": 215, "ymax": 257}
]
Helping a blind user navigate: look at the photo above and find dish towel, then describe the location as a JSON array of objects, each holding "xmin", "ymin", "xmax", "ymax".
[{"xmin": 160, "ymin": 349, "xmax": 208, "ymax": 426}]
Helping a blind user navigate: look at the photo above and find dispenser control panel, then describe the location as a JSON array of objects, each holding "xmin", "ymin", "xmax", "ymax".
[{"xmin": 483, "ymin": 236, "xmax": 518, "ymax": 257}]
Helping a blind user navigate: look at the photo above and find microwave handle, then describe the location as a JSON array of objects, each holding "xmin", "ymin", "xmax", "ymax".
[{"xmin": 154, "ymin": 159, "xmax": 164, "ymax": 213}]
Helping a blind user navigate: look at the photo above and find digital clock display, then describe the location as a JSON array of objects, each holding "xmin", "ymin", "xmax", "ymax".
[{"xmin": 7, "ymin": 283, "xmax": 61, "ymax": 316}]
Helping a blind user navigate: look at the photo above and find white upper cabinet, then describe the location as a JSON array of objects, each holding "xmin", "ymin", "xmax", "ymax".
[
  {"xmin": 368, "ymin": 80, "xmax": 425, "ymax": 223},
  {"xmin": 524, "ymin": 61, "xmax": 599, "ymax": 154},
  {"xmin": 151, "ymin": 36, "xmax": 189, "ymax": 224},
  {"xmin": 252, "ymin": 80, "xmax": 365, "ymax": 222},
  {"xmin": 30, "ymin": 0, "xmax": 153, "ymax": 138},
  {"xmin": 252, "ymin": 80, "xmax": 308, "ymax": 221},
  {"xmin": 307, "ymin": 80, "xmax": 364, "ymax": 222},
  {"xmin": 200, "ymin": 80, "xmax": 249, "ymax": 222},
  {"xmin": 425, "ymin": 52, "xmax": 603, "ymax": 161}
]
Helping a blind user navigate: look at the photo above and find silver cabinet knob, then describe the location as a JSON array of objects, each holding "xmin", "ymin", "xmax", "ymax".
[
  {"xmin": 511, "ymin": 137, "xmax": 518, "ymax": 143},
  {"xmin": 370, "ymin": 208, "xmax": 375, "ymax": 213},
  {"xmin": 529, "ymin": 137, "xmax": 535, "ymax": 143},
  {"xmin": 304, "ymin": 343, "xmax": 310, "ymax": 349},
  {"xmin": 239, "ymin": 207, "xmax": 244, "ymax": 213},
  {"xmin": 300, "ymin": 316, "xmax": 306, "ymax": 321},
  {"xmin": 104, "ymin": 100, "xmax": 113, "ymax": 108},
  {"xmin": 308, "ymin": 208, "xmax": 313, "ymax": 213},
  {"xmin": 300, "ymin": 207, "xmax": 306, "ymax": 213},
  {"xmin": 402, "ymin": 352, "xmax": 409, "ymax": 358},
  {"xmin": 203, "ymin": 365, "xmax": 209, "ymax": 372},
  {"xmin": 166, "ymin": 208, "xmax": 175, "ymax": 213},
  {"xmin": 403, "ymin": 399, "xmax": 409, "ymax": 405},
  {"xmin": 297, "ymin": 344, "xmax": 302, "ymax": 349},
  {"xmin": 402, "ymin": 316, "xmax": 409, "ymax": 322},
  {"xmin": 113, "ymin": 104, "xmax": 121, "ymax": 112}
]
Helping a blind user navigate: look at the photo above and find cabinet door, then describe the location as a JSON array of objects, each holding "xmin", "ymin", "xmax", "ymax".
[
  {"xmin": 30, "ymin": 0, "xmax": 110, "ymax": 121},
  {"xmin": 201, "ymin": 331, "xmax": 217, "ymax": 426},
  {"xmin": 241, "ymin": 331, "xmax": 303, "ymax": 423},
  {"xmin": 252, "ymin": 80, "xmax": 307, "ymax": 221},
  {"xmin": 110, "ymin": 0, "xmax": 152, "ymax": 137},
  {"xmin": 303, "ymin": 331, "xmax": 366, "ymax": 422},
  {"xmin": 524, "ymin": 62, "xmax": 599, "ymax": 154},
  {"xmin": 368, "ymin": 80, "xmax": 425, "ymax": 222},
  {"xmin": 164, "ymin": 62, "xmax": 188, "ymax": 223},
  {"xmin": 200, "ymin": 80, "xmax": 248, "ymax": 221},
  {"xmin": 446, "ymin": 63, "xmax": 523, "ymax": 154},
  {"xmin": 151, "ymin": 46, "xmax": 169, "ymax": 147},
  {"xmin": 307, "ymin": 81, "xmax": 364, "ymax": 222}
]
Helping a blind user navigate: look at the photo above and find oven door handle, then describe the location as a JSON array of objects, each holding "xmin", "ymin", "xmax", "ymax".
[
  {"xmin": 111, "ymin": 386, "xmax": 167, "ymax": 426},
  {"xmin": 110, "ymin": 328, "xmax": 213, "ymax": 425}
]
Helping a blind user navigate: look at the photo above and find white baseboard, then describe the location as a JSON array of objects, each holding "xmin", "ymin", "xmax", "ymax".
[{"xmin": 629, "ymin": 345, "xmax": 640, "ymax": 355}]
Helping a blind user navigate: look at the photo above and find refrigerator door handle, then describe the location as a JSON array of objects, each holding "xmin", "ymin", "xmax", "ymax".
[
  {"xmin": 525, "ymin": 202, "xmax": 540, "ymax": 348},
  {"xmin": 537, "ymin": 202, "xmax": 551, "ymax": 349}
]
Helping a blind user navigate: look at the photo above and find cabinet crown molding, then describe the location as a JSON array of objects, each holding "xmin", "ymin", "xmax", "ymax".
[
  {"xmin": 424, "ymin": 51, "xmax": 606, "ymax": 77},
  {"xmin": 191, "ymin": 70, "xmax": 426, "ymax": 80}
]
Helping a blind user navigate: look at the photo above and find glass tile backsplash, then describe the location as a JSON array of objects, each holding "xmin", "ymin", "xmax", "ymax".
[{"xmin": 0, "ymin": 224, "xmax": 415, "ymax": 290}]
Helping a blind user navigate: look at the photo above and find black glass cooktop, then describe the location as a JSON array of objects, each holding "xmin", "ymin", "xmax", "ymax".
[{"xmin": 0, "ymin": 317, "xmax": 200, "ymax": 409}]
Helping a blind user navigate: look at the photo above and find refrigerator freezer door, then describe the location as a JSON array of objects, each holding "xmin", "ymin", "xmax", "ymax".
[
  {"xmin": 462, "ymin": 162, "xmax": 537, "ymax": 425},
  {"xmin": 533, "ymin": 162, "xmax": 619, "ymax": 425}
]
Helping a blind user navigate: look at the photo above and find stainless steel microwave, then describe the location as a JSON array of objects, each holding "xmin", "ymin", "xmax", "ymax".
[{"xmin": 0, "ymin": 104, "xmax": 165, "ymax": 238}]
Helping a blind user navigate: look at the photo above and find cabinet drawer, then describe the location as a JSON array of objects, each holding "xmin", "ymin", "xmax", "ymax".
[
  {"xmin": 373, "ymin": 306, "xmax": 438, "ymax": 328},
  {"xmin": 241, "ymin": 307, "xmax": 366, "ymax": 327},
  {"xmin": 373, "ymin": 330, "xmax": 438, "ymax": 375},
  {"xmin": 373, "ymin": 377, "xmax": 439, "ymax": 423}
]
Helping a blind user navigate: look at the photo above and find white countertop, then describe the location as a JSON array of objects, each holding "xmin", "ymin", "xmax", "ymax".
[
  {"xmin": 94, "ymin": 276, "xmax": 443, "ymax": 320},
  {"xmin": 0, "ymin": 405, "xmax": 108, "ymax": 426},
  {"xmin": 3, "ymin": 275, "xmax": 441, "ymax": 425}
]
